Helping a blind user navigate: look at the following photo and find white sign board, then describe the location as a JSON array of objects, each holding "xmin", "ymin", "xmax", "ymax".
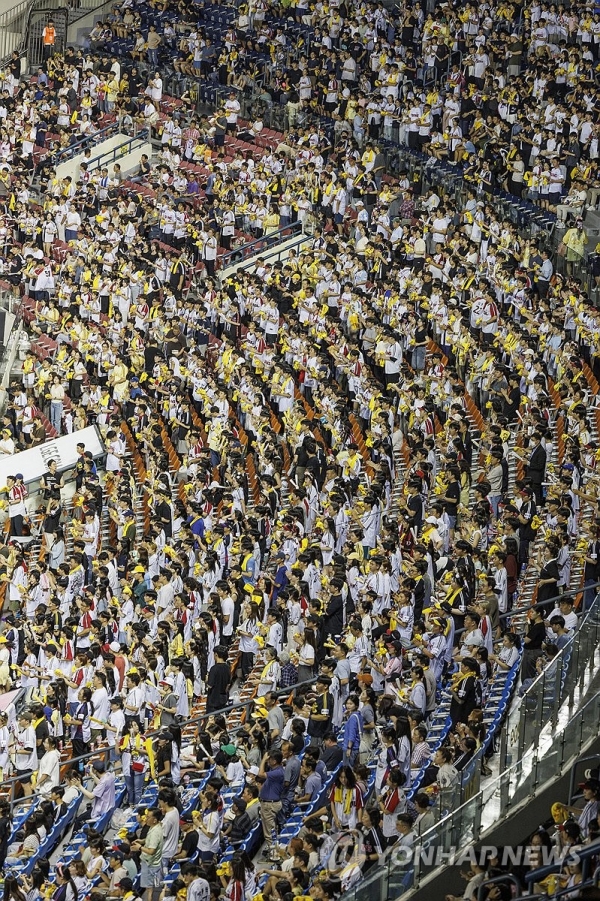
[{"xmin": 0, "ymin": 426, "xmax": 105, "ymax": 487}]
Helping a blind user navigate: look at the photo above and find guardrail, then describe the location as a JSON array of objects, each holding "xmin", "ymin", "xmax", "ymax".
[
  {"xmin": 84, "ymin": 129, "xmax": 149, "ymax": 173},
  {"xmin": 50, "ymin": 120, "xmax": 139, "ymax": 166},
  {"xmin": 218, "ymin": 220, "xmax": 305, "ymax": 270},
  {"xmin": 340, "ymin": 691, "xmax": 600, "ymax": 901},
  {"xmin": 0, "ymin": 673, "xmax": 320, "ymax": 807},
  {"xmin": 338, "ymin": 590, "xmax": 600, "ymax": 901}
]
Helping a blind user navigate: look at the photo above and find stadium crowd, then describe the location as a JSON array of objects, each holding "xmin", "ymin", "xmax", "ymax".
[{"xmin": 0, "ymin": 0, "xmax": 598, "ymax": 897}]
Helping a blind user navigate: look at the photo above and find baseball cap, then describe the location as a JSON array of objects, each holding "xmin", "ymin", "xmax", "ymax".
[
  {"xmin": 580, "ymin": 779, "xmax": 600, "ymax": 792},
  {"xmin": 220, "ymin": 743, "xmax": 237, "ymax": 756}
]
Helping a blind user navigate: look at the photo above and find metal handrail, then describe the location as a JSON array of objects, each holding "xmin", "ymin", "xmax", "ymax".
[
  {"xmin": 1, "ymin": 674, "xmax": 320, "ymax": 806},
  {"xmin": 218, "ymin": 220, "xmax": 304, "ymax": 269},
  {"xmin": 50, "ymin": 121, "xmax": 135, "ymax": 166},
  {"xmin": 84, "ymin": 129, "xmax": 149, "ymax": 173},
  {"xmin": 477, "ymin": 873, "xmax": 523, "ymax": 901},
  {"xmin": 452, "ymin": 578, "xmax": 600, "ymax": 642}
]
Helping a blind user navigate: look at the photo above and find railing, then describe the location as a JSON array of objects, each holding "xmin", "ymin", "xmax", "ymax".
[
  {"xmin": 219, "ymin": 220, "xmax": 305, "ymax": 270},
  {"xmin": 0, "ymin": 0, "xmax": 30, "ymax": 64},
  {"xmin": 1, "ymin": 673, "xmax": 319, "ymax": 807},
  {"xmin": 84, "ymin": 129, "xmax": 149, "ymax": 173},
  {"xmin": 50, "ymin": 120, "xmax": 138, "ymax": 166},
  {"xmin": 339, "ymin": 591, "xmax": 600, "ymax": 901},
  {"xmin": 340, "ymin": 693, "xmax": 600, "ymax": 901}
]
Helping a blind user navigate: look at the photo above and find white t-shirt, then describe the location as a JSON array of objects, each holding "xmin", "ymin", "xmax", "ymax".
[
  {"xmin": 37, "ymin": 748, "xmax": 61, "ymax": 794},
  {"xmin": 15, "ymin": 725, "xmax": 37, "ymax": 771},
  {"xmin": 221, "ymin": 596, "xmax": 234, "ymax": 637},
  {"xmin": 91, "ymin": 686, "xmax": 111, "ymax": 724}
]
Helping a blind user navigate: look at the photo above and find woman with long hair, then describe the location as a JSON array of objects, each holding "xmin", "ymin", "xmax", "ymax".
[
  {"xmin": 357, "ymin": 684, "xmax": 377, "ymax": 763},
  {"xmin": 295, "ymin": 628, "xmax": 316, "ymax": 683},
  {"xmin": 65, "ymin": 686, "xmax": 93, "ymax": 769},
  {"xmin": 341, "ymin": 695, "xmax": 363, "ymax": 768},
  {"xmin": 52, "ymin": 865, "xmax": 78, "ymax": 901},
  {"xmin": 222, "ymin": 852, "xmax": 257, "ymax": 901},
  {"xmin": 120, "ymin": 718, "xmax": 147, "ymax": 804},
  {"xmin": 327, "ymin": 766, "xmax": 364, "ymax": 831},
  {"xmin": 238, "ymin": 600, "xmax": 260, "ymax": 679}
]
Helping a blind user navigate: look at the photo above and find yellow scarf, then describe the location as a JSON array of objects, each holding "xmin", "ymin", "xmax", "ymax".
[
  {"xmin": 261, "ymin": 660, "xmax": 276, "ymax": 681},
  {"xmin": 332, "ymin": 786, "xmax": 355, "ymax": 815}
]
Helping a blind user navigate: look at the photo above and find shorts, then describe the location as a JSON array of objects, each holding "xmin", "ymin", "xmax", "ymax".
[
  {"xmin": 17, "ymin": 770, "xmax": 32, "ymax": 784},
  {"xmin": 140, "ymin": 862, "xmax": 162, "ymax": 888}
]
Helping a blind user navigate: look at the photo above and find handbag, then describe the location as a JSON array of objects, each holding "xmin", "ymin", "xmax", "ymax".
[
  {"xmin": 132, "ymin": 761, "xmax": 145, "ymax": 773},
  {"xmin": 358, "ymin": 731, "xmax": 374, "ymax": 764},
  {"xmin": 557, "ymin": 241, "xmax": 567, "ymax": 257}
]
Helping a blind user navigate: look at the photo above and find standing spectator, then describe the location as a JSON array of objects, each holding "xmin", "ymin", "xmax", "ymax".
[{"xmin": 258, "ymin": 749, "xmax": 285, "ymax": 860}]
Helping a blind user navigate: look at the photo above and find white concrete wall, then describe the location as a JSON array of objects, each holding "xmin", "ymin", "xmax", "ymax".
[
  {"xmin": 66, "ymin": 5, "xmax": 99, "ymax": 44},
  {"xmin": 55, "ymin": 134, "xmax": 152, "ymax": 182}
]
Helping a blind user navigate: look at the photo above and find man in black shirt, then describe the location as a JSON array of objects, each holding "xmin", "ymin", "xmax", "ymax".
[
  {"xmin": 206, "ymin": 645, "xmax": 231, "ymax": 713},
  {"xmin": 441, "ymin": 465, "xmax": 461, "ymax": 540},
  {"xmin": 502, "ymin": 373, "xmax": 522, "ymax": 421},
  {"xmin": 224, "ymin": 798, "xmax": 253, "ymax": 847},
  {"xmin": 307, "ymin": 676, "xmax": 333, "ymax": 746},
  {"xmin": 74, "ymin": 442, "xmax": 86, "ymax": 490},
  {"xmin": 320, "ymin": 733, "xmax": 343, "ymax": 771},
  {"xmin": 154, "ymin": 490, "xmax": 173, "ymax": 538},
  {"xmin": 40, "ymin": 458, "xmax": 63, "ymax": 500},
  {"xmin": 174, "ymin": 815, "xmax": 199, "ymax": 861},
  {"xmin": 405, "ymin": 479, "xmax": 424, "ymax": 533},
  {"xmin": 32, "ymin": 703, "xmax": 50, "ymax": 754}
]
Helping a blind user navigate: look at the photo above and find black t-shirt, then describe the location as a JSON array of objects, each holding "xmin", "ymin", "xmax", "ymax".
[
  {"xmin": 444, "ymin": 480, "xmax": 460, "ymax": 517},
  {"xmin": 362, "ymin": 825, "xmax": 386, "ymax": 870},
  {"xmin": 44, "ymin": 507, "xmax": 62, "ymax": 533},
  {"xmin": 42, "ymin": 472, "xmax": 61, "ymax": 499},
  {"xmin": 525, "ymin": 620, "xmax": 546, "ymax": 649},
  {"xmin": 180, "ymin": 829, "xmax": 199, "ymax": 858},
  {"xmin": 35, "ymin": 718, "xmax": 50, "ymax": 748},
  {"xmin": 155, "ymin": 500, "xmax": 172, "ymax": 538},
  {"xmin": 207, "ymin": 662, "xmax": 231, "ymax": 708},
  {"xmin": 308, "ymin": 691, "xmax": 333, "ymax": 738},
  {"xmin": 537, "ymin": 561, "xmax": 559, "ymax": 604},
  {"xmin": 407, "ymin": 493, "xmax": 424, "ymax": 528},
  {"xmin": 414, "ymin": 324, "xmax": 427, "ymax": 346}
]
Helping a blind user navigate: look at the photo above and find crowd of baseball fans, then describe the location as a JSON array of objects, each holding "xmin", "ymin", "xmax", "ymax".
[{"xmin": 0, "ymin": 0, "xmax": 598, "ymax": 897}]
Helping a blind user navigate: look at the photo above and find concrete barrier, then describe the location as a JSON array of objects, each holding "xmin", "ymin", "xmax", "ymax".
[{"xmin": 55, "ymin": 133, "xmax": 152, "ymax": 182}]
